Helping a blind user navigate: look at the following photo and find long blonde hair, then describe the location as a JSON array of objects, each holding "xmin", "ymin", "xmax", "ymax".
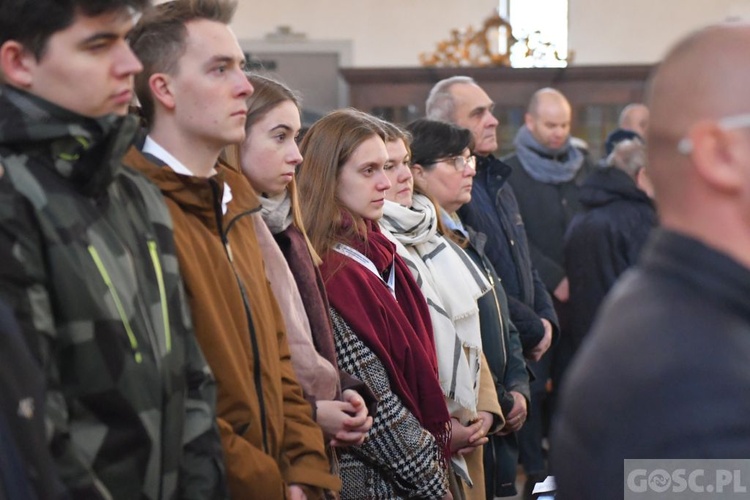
[
  {"xmin": 297, "ymin": 109, "xmax": 386, "ymax": 256},
  {"xmin": 225, "ymin": 73, "xmax": 321, "ymax": 264}
]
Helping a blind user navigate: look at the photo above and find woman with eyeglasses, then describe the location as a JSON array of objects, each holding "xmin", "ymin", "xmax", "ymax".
[
  {"xmin": 402, "ymin": 118, "xmax": 531, "ymax": 499},
  {"xmin": 377, "ymin": 119, "xmax": 504, "ymax": 500},
  {"xmin": 297, "ymin": 109, "xmax": 453, "ymax": 499}
]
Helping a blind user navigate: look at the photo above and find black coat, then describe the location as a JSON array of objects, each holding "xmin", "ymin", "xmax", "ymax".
[
  {"xmin": 551, "ymin": 230, "xmax": 750, "ymax": 498},
  {"xmin": 457, "ymin": 155, "xmax": 558, "ymax": 353},
  {"xmin": 503, "ymin": 153, "xmax": 590, "ymax": 292},
  {"xmin": 563, "ymin": 167, "xmax": 657, "ymax": 349}
]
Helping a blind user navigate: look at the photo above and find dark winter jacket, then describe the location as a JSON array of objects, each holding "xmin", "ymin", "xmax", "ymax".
[
  {"xmin": 457, "ymin": 155, "xmax": 558, "ymax": 352},
  {"xmin": 0, "ymin": 298, "xmax": 65, "ymax": 500},
  {"xmin": 0, "ymin": 85, "xmax": 225, "ymax": 499},
  {"xmin": 564, "ymin": 166, "xmax": 657, "ymax": 349},
  {"xmin": 459, "ymin": 232, "xmax": 530, "ymax": 498},
  {"xmin": 503, "ymin": 152, "xmax": 589, "ymax": 292},
  {"xmin": 552, "ymin": 230, "xmax": 750, "ymax": 499}
]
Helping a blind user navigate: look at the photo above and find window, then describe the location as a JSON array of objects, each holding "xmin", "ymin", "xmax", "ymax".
[{"xmin": 502, "ymin": 0, "xmax": 569, "ymax": 67}]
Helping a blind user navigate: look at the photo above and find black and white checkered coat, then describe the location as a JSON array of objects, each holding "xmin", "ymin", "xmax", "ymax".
[{"xmin": 330, "ymin": 308, "xmax": 449, "ymax": 499}]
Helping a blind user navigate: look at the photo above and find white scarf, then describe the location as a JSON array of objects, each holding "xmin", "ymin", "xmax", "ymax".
[{"xmin": 380, "ymin": 195, "xmax": 490, "ymax": 418}]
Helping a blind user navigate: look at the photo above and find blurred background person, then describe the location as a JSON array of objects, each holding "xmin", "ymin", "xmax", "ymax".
[
  {"xmin": 618, "ymin": 103, "xmax": 650, "ymax": 139},
  {"xmin": 552, "ymin": 23, "xmax": 750, "ymax": 498},
  {"xmin": 564, "ymin": 138, "xmax": 657, "ymax": 359},
  {"xmin": 504, "ymin": 87, "xmax": 592, "ymax": 495}
]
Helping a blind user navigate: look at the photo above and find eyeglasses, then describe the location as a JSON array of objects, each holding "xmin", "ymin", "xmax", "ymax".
[
  {"xmin": 431, "ymin": 155, "xmax": 476, "ymax": 172},
  {"xmin": 677, "ymin": 113, "xmax": 750, "ymax": 155}
]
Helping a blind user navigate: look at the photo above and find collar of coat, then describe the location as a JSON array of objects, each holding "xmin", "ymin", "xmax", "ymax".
[
  {"xmin": 0, "ymin": 85, "xmax": 137, "ymax": 198},
  {"xmin": 123, "ymin": 147, "xmax": 261, "ymax": 232}
]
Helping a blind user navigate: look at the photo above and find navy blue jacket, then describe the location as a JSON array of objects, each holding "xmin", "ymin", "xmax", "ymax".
[
  {"xmin": 457, "ymin": 155, "xmax": 558, "ymax": 352},
  {"xmin": 457, "ymin": 232, "xmax": 530, "ymax": 498},
  {"xmin": 564, "ymin": 166, "xmax": 656, "ymax": 349}
]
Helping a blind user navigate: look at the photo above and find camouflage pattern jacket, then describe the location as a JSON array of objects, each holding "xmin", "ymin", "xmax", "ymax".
[{"xmin": 0, "ymin": 86, "xmax": 227, "ymax": 499}]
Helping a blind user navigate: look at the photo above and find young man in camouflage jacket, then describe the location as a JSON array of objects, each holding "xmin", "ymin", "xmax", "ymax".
[{"xmin": 0, "ymin": 0, "xmax": 227, "ymax": 498}]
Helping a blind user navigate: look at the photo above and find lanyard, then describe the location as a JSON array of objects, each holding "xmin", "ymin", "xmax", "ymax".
[{"xmin": 333, "ymin": 243, "xmax": 396, "ymax": 299}]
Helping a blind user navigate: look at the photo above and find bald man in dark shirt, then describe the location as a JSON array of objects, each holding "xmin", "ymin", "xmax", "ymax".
[{"xmin": 552, "ymin": 23, "xmax": 750, "ymax": 499}]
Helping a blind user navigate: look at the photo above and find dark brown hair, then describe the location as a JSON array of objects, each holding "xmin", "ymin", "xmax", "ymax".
[
  {"xmin": 228, "ymin": 74, "xmax": 324, "ymax": 264},
  {"xmin": 0, "ymin": 0, "xmax": 148, "ymax": 60}
]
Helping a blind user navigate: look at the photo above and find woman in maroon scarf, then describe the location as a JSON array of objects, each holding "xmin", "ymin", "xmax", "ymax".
[{"xmin": 297, "ymin": 108, "xmax": 452, "ymax": 499}]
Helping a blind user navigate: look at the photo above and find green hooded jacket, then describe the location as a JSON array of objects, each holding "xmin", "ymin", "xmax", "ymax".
[{"xmin": 0, "ymin": 85, "xmax": 226, "ymax": 500}]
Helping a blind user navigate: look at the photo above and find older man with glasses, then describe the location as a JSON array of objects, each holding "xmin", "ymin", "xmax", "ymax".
[{"xmin": 427, "ymin": 76, "xmax": 558, "ymax": 499}]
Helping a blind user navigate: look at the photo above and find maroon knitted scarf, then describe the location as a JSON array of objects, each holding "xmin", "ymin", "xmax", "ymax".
[
  {"xmin": 274, "ymin": 224, "xmax": 342, "ymax": 400},
  {"xmin": 321, "ymin": 217, "xmax": 451, "ymax": 458}
]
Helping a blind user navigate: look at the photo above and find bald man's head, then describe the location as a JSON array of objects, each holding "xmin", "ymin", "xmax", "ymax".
[
  {"xmin": 525, "ymin": 88, "xmax": 572, "ymax": 151},
  {"xmin": 647, "ymin": 24, "xmax": 750, "ymax": 206}
]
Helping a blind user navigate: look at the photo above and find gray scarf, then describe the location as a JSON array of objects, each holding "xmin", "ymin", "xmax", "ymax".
[
  {"xmin": 514, "ymin": 125, "xmax": 584, "ymax": 183},
  {"xmin": 259, "ymin": 191, "xmax": 293, "ymax": 235}
]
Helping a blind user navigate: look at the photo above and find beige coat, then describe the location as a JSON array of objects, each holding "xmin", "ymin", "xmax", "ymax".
[{"xmin": 459, "ymin": 352, "xmax": 504, "ymax": 500}]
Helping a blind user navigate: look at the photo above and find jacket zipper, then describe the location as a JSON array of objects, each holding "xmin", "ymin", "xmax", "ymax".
[
  {"xmin": 147, "ymin": 240, "xmax": 171, "ymax": 353},
  {"xmin": 88, "ymin": 245, "xmax": 143, "ymax": 364},
  {"xmin": 145, "ymin": 238, "xmax": 172, "ymax": 498},
  {"xmin": 483, "ymin": 263, "xmax": 507, "ymax": 367},
  {"xmin": 210, "ymin": 180, "xmax": 270, "ymax": 453}
]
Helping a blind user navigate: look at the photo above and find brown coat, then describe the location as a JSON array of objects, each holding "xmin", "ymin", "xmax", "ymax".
[{"xmin": 124, "ymin": 150, "xmax": 340, "ymax": 499}]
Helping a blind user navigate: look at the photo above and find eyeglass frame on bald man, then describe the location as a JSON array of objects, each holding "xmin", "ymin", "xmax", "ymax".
[{"xmin": 677, "ymin": 113, "xmax": 750, "ymax": 155}]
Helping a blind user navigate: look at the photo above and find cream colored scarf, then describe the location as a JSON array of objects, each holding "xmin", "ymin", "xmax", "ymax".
[{"xmin": 380, "ymin": 195, "xmax": 490, "ymax": 417}]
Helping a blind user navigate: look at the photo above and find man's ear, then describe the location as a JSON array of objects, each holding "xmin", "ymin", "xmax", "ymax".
[
  {"xmin": 0, "ymin": 41, "xmax": 35, "ymax": 87},
  {"xmin": 148, "ymin": 73, "xmax": 176, "ymax": 110},
  {"xmin": 524, "ymin": 112, "xmax": 535, "ymax": 130},
  {"xmin": 688, "ymin": 121, "xmax": 744, "ymax": 194}
]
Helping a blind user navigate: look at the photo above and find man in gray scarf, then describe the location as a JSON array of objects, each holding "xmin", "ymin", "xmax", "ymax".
[
  {"xmin": 505, "ymin": 88, "xmax": 591, "ymax": 303},
  {"xmin": 503, "ymin": 87, "xmax": 593, "ymax": 498}
]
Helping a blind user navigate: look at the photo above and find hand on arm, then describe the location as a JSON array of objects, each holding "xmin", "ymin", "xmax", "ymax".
[
  {"xmin": 499, "ymin": 391, "xmax": 528, "ymax": 435},
  {"xmin": 527, "ymin": 318, "xmax": 553, "ymax": 361},
  {"xmin": 316, "ymin": 389, "xmax": 373, "ymax": 447},
  {"xmin": 553, "ymin": 277, "xmax": 569, "ymax": 303}
]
